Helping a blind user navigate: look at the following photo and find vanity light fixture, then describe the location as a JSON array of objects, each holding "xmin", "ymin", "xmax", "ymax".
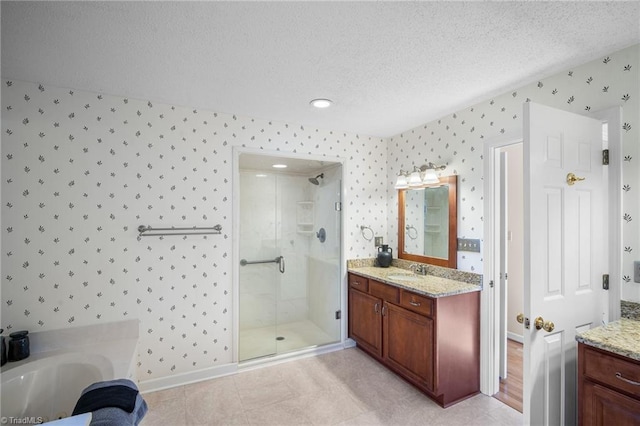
[
  {"xmin": 310, "ymin": 98, "xmax": 332, "ymax": 108},
  {"xmin": 422, "ymin": 168, "xmax": 440, "ymax": 185},
  {"xmin": 394, "ymin": 162, "xmax": 447, "ymax": 189},
  {"xmin": 408, "ymin": 169, "xmax": 423, "ymax": 188},
  {"xmin": 394, "ymin": 171, "xmax": 409, "ymax": 189},
  {"xmin": 272, "ymin": 164, "xmax": 288, "ymax": 169}
]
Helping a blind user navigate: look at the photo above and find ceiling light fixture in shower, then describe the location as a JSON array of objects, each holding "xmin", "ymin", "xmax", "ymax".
[{"xmin": 310, "ymin": 98, "xmax": 332, "ymax": 108}]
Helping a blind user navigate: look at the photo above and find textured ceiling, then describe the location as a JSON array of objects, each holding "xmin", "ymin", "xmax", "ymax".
[{"xmin": 2, "ymin": 1, "xmax": 639, "ymax": 138}]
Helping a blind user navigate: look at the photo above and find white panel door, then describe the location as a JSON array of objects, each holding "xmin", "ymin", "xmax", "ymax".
[{"xmin": 523, "ymin": 102, "xmax": 606, "ymax": 425}]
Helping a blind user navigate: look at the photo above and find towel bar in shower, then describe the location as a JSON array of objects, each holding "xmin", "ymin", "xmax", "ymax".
[
  {"xmin": 240, "ymin": 256, "xmax": 285, "ymax": 273},
  {"xmin": 137, "ymin": 224, "xmax": 222, "ymax": 237}
]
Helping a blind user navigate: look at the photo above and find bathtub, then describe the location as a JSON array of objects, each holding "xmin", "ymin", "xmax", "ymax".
[{"xmin": 1, "ymin": 352, "xmax": 114, "ymax": 424}]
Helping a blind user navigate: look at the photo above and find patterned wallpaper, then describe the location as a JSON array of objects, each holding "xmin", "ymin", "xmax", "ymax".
[
  {"xmin": 2, "ymin": 43, "xmax": 638, "ymax": 385},
  {"xmin": 387, "ymin": 44, "xmax": 639, "ymax": 301},
  {"xmin": 1, "ymin": 80, "xmax": 387, "ymax": 381}
]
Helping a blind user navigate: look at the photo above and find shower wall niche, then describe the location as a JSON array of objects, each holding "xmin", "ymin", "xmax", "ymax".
[{"xmin": 238, "ymin": 155, "xmax": 342, "ymax": 362}]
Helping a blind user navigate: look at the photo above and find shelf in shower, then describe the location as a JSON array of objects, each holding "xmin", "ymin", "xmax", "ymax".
[{"xmin": 296, "ymin": 201, "xmax": 314, "ymax": 234}]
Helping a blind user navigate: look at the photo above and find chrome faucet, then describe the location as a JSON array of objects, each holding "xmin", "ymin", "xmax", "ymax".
[{"xmin": 410, "ymin": 264, "xmax": 428, "ymax": 275}]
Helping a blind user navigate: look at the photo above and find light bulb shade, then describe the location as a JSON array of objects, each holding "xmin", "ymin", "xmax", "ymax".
[
  {"xmin": 408, "ymin": 171, "xmax": 422, "ymax": 187},
  {"xmin": 394, "ymin": 174, "xmax": 409, "ymax": 189},
  {"xmin": 422, "ymin": 169, "xmax": 440, "ymax": 184}
]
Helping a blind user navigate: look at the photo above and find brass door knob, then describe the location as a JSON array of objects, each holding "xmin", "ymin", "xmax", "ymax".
[
  {"xmin": 516, "ymin": 313, "xmax": 524, "ymax": 324},
  {"xmin": 567, "ymin": 173, "xmax": 586, "ymax": 186},
  {"xmin": 534, "ymin": 316, "xmax": 555, "ymax": 332}
]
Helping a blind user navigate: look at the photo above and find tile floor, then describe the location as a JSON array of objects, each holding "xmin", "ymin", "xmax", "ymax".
[{"xmin": 141, "ymin": 347, "xmax": 522, "ymax": 425}]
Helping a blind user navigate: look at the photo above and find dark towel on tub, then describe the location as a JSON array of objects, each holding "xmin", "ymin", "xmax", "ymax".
[
  {"xmin": 73, "ymin": 384, "xmax": 137, "ymax": 414},
  {"xmin": 73, "ymin": 378, "xmax": 147, "ymax": 426}
]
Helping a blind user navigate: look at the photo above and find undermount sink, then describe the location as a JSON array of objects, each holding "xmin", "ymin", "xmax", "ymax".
[{"xmin": 386, "ymin": 274, "xmax": 423, "ymax": 282}]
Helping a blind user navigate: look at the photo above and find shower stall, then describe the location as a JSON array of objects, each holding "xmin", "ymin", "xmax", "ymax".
[{"xmin": 237, "ymin": 153, "xmax": 342, "ymax": 362}]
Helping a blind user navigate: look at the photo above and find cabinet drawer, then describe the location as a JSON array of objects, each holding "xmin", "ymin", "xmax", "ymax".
[
  {"xmin": 349, "ymin": 274, "xmax": 369, "ymax": 292},
  {"xmin": 583, "ymin": 346, "xmax": 640, "ymax": 398},
  {"xmin": 370, "ymin": 280, "xmax": 399, "ymax": 303},
  {"xmin": 399, "ymin": 290, "xmax": 434, "ymax": 317}
]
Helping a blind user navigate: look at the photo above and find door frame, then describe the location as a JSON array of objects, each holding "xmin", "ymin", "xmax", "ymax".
[
  {"xmin": 480, "ymin": 106, "xmax": 623, "ymax": 397},
  {"xmin": 232, "ymin": 147, "xmax": 348, "ymax": 364}
]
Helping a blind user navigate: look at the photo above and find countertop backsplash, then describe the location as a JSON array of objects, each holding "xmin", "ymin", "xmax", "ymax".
[
  {"xmin": 621, "ymin": 300, "xmax": 640, "ymax": 321},
  {"xmin": 347, "ymin": 258, "xmax": 482, "ymax": 287}
]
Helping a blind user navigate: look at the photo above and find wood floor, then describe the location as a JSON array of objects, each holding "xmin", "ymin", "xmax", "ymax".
[{"xmin": 493, "ymin": 339, "xmax": 523, "ymax": 413}]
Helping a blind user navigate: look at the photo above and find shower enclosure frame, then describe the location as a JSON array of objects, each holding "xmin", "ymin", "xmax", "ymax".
[{"xmin": 231, "ymin": 147, "xmax": 348, "ymax": 365}]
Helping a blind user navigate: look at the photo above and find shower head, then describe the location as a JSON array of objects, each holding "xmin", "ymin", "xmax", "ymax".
[{"xmin": 308, "ymin": 173, "xmax": 324, "ymax": 185}]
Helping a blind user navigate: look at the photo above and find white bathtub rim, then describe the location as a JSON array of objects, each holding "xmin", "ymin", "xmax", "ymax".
[
  {"xmin": 0, "ymin": 351, "xmax": 114, "ymax": 383},
  {"xmin": 1, "ymin": 337, "xmax": 138, "ymax": 380}
]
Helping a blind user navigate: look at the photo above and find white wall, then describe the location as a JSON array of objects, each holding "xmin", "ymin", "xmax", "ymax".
[{"xmin": 503, "ymin": 144, "xmax": 524, "ymax": 338}]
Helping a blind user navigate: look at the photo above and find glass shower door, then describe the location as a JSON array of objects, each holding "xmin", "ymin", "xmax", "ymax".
[
  {"xmin": 238, "ymin": 157, "xmax": 343, "ymax": 362},
  {"xmin": 238, "ymin": 171, "xmax": 280, "ymax": 361}
]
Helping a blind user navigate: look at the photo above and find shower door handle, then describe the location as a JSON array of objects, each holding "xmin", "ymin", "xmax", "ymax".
[
  {"xmin": 277, "ymin": 256, "xmax": 285, "ymax": 274},
  {"xmin": 239, "ymin": 256, "xmax": 285, "ymax": 274},
  {"xmin": 240, "ymin": 256, "xmax": 284, "ymax": 274}
]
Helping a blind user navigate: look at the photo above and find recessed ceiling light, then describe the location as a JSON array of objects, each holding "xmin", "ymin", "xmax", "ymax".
[
  {"xmin": 272, "ymin": 164, "xmax": 287, "ymax": 169},
  {"xmin": 310, "ymin": 98, "xmax": 332, "ymax": 108}
]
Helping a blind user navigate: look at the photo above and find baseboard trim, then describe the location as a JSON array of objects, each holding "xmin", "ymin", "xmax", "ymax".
[
  {"xmin": 139, "ymin": 340, "xmax": 353, "ymax": 393},
  {"xmin": 138, "ymin": 363, "xmax": 238, "ymax": 394},
  {"xmin": 507, "ymin": 332, "xmax": 523, "ymax": 344}
]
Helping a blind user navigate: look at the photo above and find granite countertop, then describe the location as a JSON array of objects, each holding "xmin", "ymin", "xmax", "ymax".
[
  {"xmin": 348, "ymin": 266, "xmax": 482, "ymax": 298},
  {"xmin": 575, "ymin": 318, "xmax": 640, "ymax": 361}
]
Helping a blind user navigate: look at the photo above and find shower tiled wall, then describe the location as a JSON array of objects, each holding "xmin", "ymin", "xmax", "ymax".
[
  {"xmin": 1, "ymin": 79, "xmax": 387, "ymax": 382},
  {"xmin": 308, "ymin": 166, "xmax": 342, "ymax": 338}
]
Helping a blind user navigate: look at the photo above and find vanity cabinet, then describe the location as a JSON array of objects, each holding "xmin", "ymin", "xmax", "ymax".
[
  {"xmin": 348, "ymin": 284, "xmax": 382, "ymax": 357},
  {"xmin": 348, "ymin": 273, "xmax": 479, "ymax": 407},
  {"xmin": 578, "ymin": 343, "xmax": 640, "ymax": 425},
  {"xmin": 384, "ymin": 301, "xmax": 434, "ymax": 391}
]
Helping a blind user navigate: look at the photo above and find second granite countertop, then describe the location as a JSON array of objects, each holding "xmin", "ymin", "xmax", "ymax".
[
  {"xmin": 575, "ymin": 318, "xmax": 640, "ymax": 361},
  {"xmin": 348, "ymin": 266, "xmax": 482, "ymax": 298}
]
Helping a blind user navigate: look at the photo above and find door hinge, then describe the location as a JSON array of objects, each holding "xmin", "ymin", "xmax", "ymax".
[
  {"xmin": 602, "ymin": 149, "xmax": 609, "ymax": 165},
  {"xmin": 335, "ymin": 310, "xmax": 341, "ymax": 320},
  {"xmin": 602, "ymin": 274, "xmax": 609, "ymax": 290},
  {"xmin": 334, "ymin": 202, "xmax": 342, "ymax": 211},
  {"xmin": 489, "ymin": 280, "xmax": 494, "ymax": 288}
]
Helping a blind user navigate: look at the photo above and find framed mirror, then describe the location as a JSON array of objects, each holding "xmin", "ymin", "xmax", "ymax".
[{"xmin": 398, "ymin": 175, "xmax": 457, "ymax": 268}]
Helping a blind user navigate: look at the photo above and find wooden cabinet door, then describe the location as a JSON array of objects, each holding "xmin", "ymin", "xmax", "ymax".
[
  {"xmin": 383, "ymin": 302, "xmax": 434, "ymax": 391},
  {"xmin": 582, "ymin": 381, "xmax": 640, "ymax": 426},
  {"xmin": 348, "ymin": 288, "xmax": 382, "ymax": 357}
]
